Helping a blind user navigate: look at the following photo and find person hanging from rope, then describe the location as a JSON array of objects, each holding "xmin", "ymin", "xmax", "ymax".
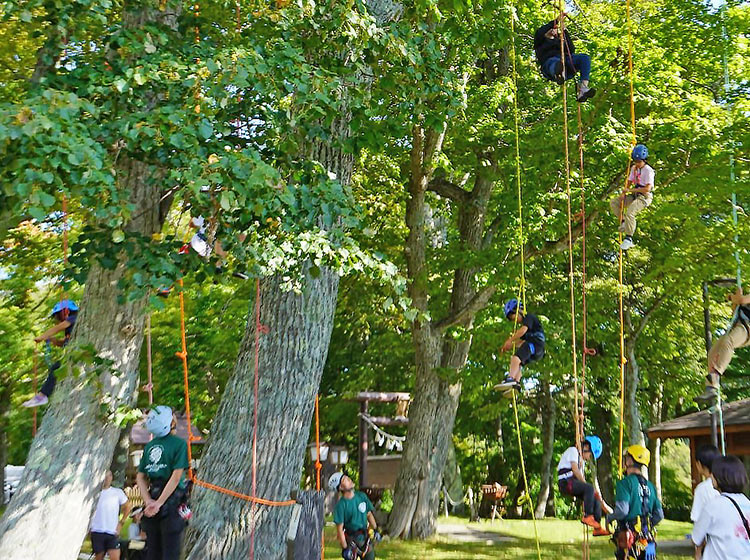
[
  {"xmin": 607, "ymin": 445, "xmax": 664, "ymax": 560},
  {"xmin": 495, "ymin": 298, "xmax": 546, "ymax": 394},
  {"xmin": 557, "ymin": 436, "xmax": 612, "ymax": 536},
  {"xmin": 534, "ymin": 13, "xmax": 596, "ymax": 102},
  {"xmin": 22, "ymin": 299, "xmax": 79, "ymax": 408},
  {"xmin": 697, "ymin": 287, "xmax": 750, "ymax": 403},
  {"xmin": 136, "ymin": 406, "xmax": 191, "ymax": 560},
  {"xmin": 609, "ymin": 144, "xmax": 655, "ymax": 251},
  {"xmin": 329, "ymin": 471, "xmax": 382, "ymax": 560}
]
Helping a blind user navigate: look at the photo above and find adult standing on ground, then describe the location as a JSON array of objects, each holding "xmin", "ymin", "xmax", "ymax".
[
  {"xmin": 90, "ymin": 469, "xmax": 131, "ymax": 560},
  {"xmin": 136, "ymin": 406, "xmax": 190, "ymax": 560},
  {"xmin": 692, "ymin": 455, "xmax": 750, "ymax": 560}
]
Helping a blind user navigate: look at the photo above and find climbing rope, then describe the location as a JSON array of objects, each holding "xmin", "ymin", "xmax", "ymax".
[
  {"xmin": 145, "ymin": 314, "xmax": 154, "ymax": 406},
  {"xmin": 617, "ymin": 0, "xmax": 638, "ymax": 476},
  {"xmin": 507, "ymin": 8, "xmax": 542, "ymax": 560},
  {"xmin": 314, "ymin": 394, "xmax": 324, "ymax": 560}
]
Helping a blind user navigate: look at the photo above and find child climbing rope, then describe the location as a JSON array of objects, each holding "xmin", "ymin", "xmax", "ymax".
[
  {"xmin": 534, "ymin": 13, "xmax": 596, "ymax": 102},
  {"xmin": 495, "ymin": 298, "xmax": 546, "ymax": 394},
  {"xmin": 329, "ymin": 471, "xmax": 382, "ymax": 560},
  {"xmin": 136, "ymin": 406, "xmax": 191, "ymax": 560},
  {"xmin": 22, "ymin": 299, "xmax": 79, "ymax": 408},
  {"xmin": 697, "ymin": 287, "xmax": 750, "ymax": 403},
  {"xmin": 557, "ymin": 436, "xmax": 612, "ymax": 536},
  {"xmin": 607, "ymin": 445, "xmax": 664, "ymax": 560},
  {"xmin": 610, "ymin": 144, "xmax": 655, "ymax": 251}
]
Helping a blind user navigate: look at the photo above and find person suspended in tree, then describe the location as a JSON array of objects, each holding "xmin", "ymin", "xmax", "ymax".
[
  {"xmin": 697, "ymin": 287, "xmax": 750, "ymax": 404},
  {"xmin": 329, "ymin": 472, "xmax": 382, "ymax": 560},
  {"xmin": 136, "ymin": 406, "xmax": 191, "ymax": 560},
  {"xmin": 22, "ymin": 299, "xmax": 79, "ymax": 408},
  {"xmin": 607, "ymin": 445, "xmax": 664, "ymax": 560},
  {"xmin": 495, "ymin": 298, "xmax": 545, "ymax": 394},
  {"xmin": 610, "ymin": 144, "xmax": 655, "ymax": 251},
  {"xmin": 557, "ymin": 436, "xmax": 612, "ymax": 536},
  {"xmin": 534, "ymin": 13, "xmax": 596, "ymax": 102}
]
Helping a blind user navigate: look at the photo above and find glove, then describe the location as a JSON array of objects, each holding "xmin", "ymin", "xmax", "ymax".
[
  {"xmin": 341, "ymin": 548, "xmax": 355, "ymax": 560},
  {"xmin": 373, "ymin": 530, "xmax": 382, "ymax": 543},
  {"xmin": 645, "ymin": 541, "xmax": 656, "ymax": 560}
]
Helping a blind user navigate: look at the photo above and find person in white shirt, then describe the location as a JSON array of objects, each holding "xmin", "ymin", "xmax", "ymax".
[
  {"xmin": 692, "ymin": 455, "xmax": 750, "ymax": 560},
  {"xmin": 609, "ymin": 144, "xmax": 655, "ymax": 251},
  {"xmin": 691, "ymin": 444, "xmax": 721, "ymax": 559},
  {"xmin": 556, "ymin": 435, "xmax": 611, "ymax": 536},
  {"xmin": 90, "ymin": 470, "xmax": 131, "ymax": 560}
]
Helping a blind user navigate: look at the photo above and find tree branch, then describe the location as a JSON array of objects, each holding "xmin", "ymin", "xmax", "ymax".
[
  {"xmin": 433, "ymin": 284, "xmax": 497, "ymax": 331},
  {"xmin": 427, "ymin": 177, "xmax": 470, "ymax": 203}
]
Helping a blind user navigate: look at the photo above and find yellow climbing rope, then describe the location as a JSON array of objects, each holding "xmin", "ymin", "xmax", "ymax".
[{"xmin": 508, "ymin": 7, "xmax": 542, "ymax": 560}]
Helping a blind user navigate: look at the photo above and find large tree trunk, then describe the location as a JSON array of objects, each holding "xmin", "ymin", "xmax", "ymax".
[
  {"xmin": 535, "ymin": 379, "xmax": 556, "ymax": 519},
  {"xmin": 184, "ymin": 269, "xmax": 339, "ymax": 559},
  {"xmin": 0, "ymin": 159, "xmax": 169, "ymax": 559},
  {"xmin": 591, "ymin": 403, "xmax": 615, "ymax": 505},
  {"xmin": 442, "ymin": 441, "xmax": 465, "ymax": 515},
  {"xmin": 625, "ymin": 342, "xmax": 645, "ymax": 446}
]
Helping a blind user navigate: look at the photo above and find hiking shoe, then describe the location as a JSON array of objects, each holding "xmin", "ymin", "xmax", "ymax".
[
  {"xmin": 593, "ymin": 526, "xmax": 611, "ymax": 537},
  {"xmin": 582, "ymin": 515, "xmax": 602, "ymax": 530},
  {"xmin": 695, "ymin": 385, "xmax": 718, "ymax": 405},
  {"xmin": 22, "ymin": 394, "xmax": 49, "ymax": 408},
  {"xmin": 494, "ymin": 375, "xmax": 520, "ymax": 392},
  {"xmin": 577, "ymin": 84, "xmax": 596, "ymax": 102},
  {"xmin": 620, "ymin": 237, "xmax": 634, "ymax": 251}
]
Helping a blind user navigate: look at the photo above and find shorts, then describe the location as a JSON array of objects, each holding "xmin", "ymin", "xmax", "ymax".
[
  {"xmin": 515, "ymin": 340, "xmax": 545, "ymax": 365},
  {"xmin": 91, "ymin": 531, "xmax": 120, "ymax": 553}
]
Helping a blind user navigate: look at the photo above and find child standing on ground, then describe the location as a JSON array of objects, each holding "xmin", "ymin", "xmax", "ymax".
[
  {"xmin": 691, "ymin": 444, "xmax": 721, "ymax": 559},
  {"xmin": 610, "ymin": 144, "xmax": 655, "ymax": 251},
  {"xmin": 495, "ymin": 298, "xmax": 545, "ymax": 394},
  {"xmin": 23, "ymin": 299, "xmax": 78, "ymax": 408}
]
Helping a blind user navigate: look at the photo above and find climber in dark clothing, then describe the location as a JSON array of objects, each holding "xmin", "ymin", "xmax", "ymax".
[{"xmin": 534, "ymin": 14, "xmax": 595, "ymax": 102}]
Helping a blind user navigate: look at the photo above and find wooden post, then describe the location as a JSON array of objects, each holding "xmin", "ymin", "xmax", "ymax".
[
  {"xmin": 286, "ymin": 490, "xmax": 325, "ymax": 560},
  {"xmin": 359, "ymin": 400, "xmax": 369, "ymax": 488}
]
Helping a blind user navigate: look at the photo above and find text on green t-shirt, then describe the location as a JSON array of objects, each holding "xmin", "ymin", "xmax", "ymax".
[
  {"xmin": 138, "ymin": 433, "xmax": 189, "ymax": 488},
  {"xmin": 333, "ymin": 491, "xmax": 374, "ymax": 533}
]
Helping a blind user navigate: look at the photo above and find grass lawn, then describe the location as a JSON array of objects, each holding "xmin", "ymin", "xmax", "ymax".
[{"xmin": 324, "ymin": 517, "xmax": 694, "ymax": 559}]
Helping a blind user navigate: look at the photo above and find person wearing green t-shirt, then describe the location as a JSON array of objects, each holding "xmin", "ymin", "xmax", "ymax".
[
  {"xmin": 606, "ymin": 445, "xmax": 664, "ymax": 560},
  {"xmin": 136, "ymin": 406, "xmax": 190, "ymax": 560},
  {"xmin": 329, "ymin": 472, "xmax": 381, "ymax": 560}
]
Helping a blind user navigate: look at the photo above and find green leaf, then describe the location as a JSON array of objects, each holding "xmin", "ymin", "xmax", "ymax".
[
  {"xmin": 39, "ymin": 191, "xmax": 56, "ymax": 208},
  {"xmin": 112, "ymin": 229, "xmax": 125, "ymax": 243}
]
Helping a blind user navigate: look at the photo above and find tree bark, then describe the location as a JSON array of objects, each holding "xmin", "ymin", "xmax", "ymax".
[
  {"xmin": 591, "ymin": 404, "xmax": 615, "ymax": 505},
  {"xmin": 0, "ymin": 159, "xmax": 169, "ymax": 559},
  {"xmin": 184, "ymin": 269, "xmax": 339, "ymax": 560},
  {"xmin": 442, "ymin": 440, "xmax": 465, "ymax": 515},
  {"xmin": 535, "ymin": 379, "xmax": 556, "ymax": 519}
]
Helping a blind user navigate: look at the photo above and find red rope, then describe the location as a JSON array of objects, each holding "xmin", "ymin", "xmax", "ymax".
[{"xmin": 315, "ymin": 394, "xmax": 324, "ymax": 560}]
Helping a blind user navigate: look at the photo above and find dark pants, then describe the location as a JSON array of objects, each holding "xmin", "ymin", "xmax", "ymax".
[
  {"xmin": 559, "ymin": 477, "xmax": 601, "ymax": 520},
  {"xmin": 542, "ymin": 53, "xmax": 592, "ymax": 82},
  {"xmin": 40, "ymin": 361, "xmax": 60, "ymax": 397},
  {"xmin": 141, "ymin": 513, "xmax": 184, "ymax": 560},
  {"xmin": 346, "ymin": 531, "xmax": 374, "ymax": 560}
]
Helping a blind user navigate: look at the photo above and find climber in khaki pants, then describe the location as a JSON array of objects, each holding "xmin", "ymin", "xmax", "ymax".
[{"xmin": 697, "ymin": 287, "xmax": 750, "ymax": 403}]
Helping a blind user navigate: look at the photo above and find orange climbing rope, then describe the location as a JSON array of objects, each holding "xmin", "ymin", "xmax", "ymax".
[{"xmin": 315, "ymin": 394, "xmax": 325, "ymax": 560}]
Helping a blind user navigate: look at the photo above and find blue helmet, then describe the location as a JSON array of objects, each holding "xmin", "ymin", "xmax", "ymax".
[
  {"xmin": 631, "ymin": 144, "xmax": 648, "ymax": 161},
  {"xmin": 50, "ymin": 299, "xmax": 78, "ymax": 317},
  {"xmin": 146, "ymin": 406, "xmax": 174, "ymax": 438},
  {"xmin": 504, "ymin": 298, "xmax": 523, "ymax": 318},
  {"xmin": 584, "ymin": 435, "xmax": 603, "ymax": 460}
]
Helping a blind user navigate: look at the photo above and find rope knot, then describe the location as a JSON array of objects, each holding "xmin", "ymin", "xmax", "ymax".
[{"xmin": 583, "ymin": 347, "xmax": 597, "ymax": 356}]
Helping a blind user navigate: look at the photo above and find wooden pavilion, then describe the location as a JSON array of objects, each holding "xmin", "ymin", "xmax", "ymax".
[{"xmin": 647, "ymin": 398, "xmax": 750, "ymax": 489}]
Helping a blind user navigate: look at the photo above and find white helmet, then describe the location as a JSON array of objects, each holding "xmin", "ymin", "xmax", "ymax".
[
  {"xmin": 328, "ymin": 471, "xmax": 344, "ymax": 492},
  {"xmin": 145, "ymin": 406, "xmax": 173, "ymax": 438}
]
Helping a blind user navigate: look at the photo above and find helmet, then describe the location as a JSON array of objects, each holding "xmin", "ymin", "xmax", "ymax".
[
  {"xmin": 328, "ymin": 471, "xmax": 344, "ymax": 492},
  {"xmin": 504, "ymin": 298, "xmax": 523, "ymax": 318},
  {"xmin": 50, "ymin": 299, "xmax": 78, "ymax": 317},
  {"xmin": 145, "ymin": 406, "xmax": 174, "ymax": 438},
  {"xmin": 584, "ymin": 435, "xmax": 603, "ymax": 460},
  {"xmin": 631, "ymin": 144, "xmax": 648, "ymax": 161},
  {"xmin": 625, "ymin": 444, "xmax": 650, "ymax": 467}
]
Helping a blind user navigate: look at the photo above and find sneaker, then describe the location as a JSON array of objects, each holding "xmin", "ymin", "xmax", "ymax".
[
  {"xmin": 620, "ymin": 237, "xmax": 634, "ymax": 251},
  {"xmin": 695, "ymin": 385, "xmax": 718, "ymax": 404},
  {"xmin": 22, "ymin": 394, "xmax": 49, "ymax": 408},
  {"xmin": 232, "ymin": 271, "xmax": 249, "ymax": 280},
  {"xmin": 581, "ymin": 515, "xmax": 602, "ymax": 530},
  {"xmin": 577, "ymin": 84, "xmax": 596, "ymax": 102},
  {"xmin": 494, "ymin": 375, "xmax": 520, "ymax": 391},
  {"xmin": 593, "ymin": 526, "xmax": 611, "ymax": 537}
]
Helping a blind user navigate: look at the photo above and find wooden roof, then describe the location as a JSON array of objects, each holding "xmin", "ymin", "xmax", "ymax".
[
  {"xmin": 129, "ymin": 412, "xmax": 205, "ymax": 445},
  {"xmin": 647, "ymin": 399, "xmax": 750, "ymax": 439}
]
